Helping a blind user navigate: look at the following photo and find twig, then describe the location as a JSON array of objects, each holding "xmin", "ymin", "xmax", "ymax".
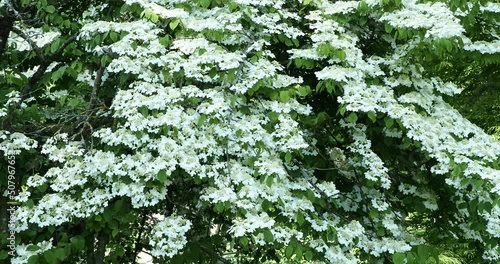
[{"xmin": 72, "ymin": 66, "xmax": 105, "ymax": 148}]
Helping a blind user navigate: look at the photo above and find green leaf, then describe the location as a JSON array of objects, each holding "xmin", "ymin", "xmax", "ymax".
[
  {"xmin": 285, "ymin": 245, "xmax": 294, "ymax": 258},
  {"xmin": 140, "ymin": 10, "xmax": 149, "ymax": 19},
  {"xmin": 266, "ymin": 176, "xmax": 274, "ymax": 187},
  {"xmin": 150, "ymin": 13, "xmax": 159, "ymax": 23},
  {"xmin": 27, "ymin": 245, "xmax": 41, "ymax": 251},
  {"xmin": 318, "ymin": 43, "xmax": 330, "ymax": 56},
  {"xmin": 110, "ymin": 32, "xmax": 118, "ymax": 42},
  {"xmin": 200, "ymin": 0, "xmax": 210, "ymax": 8},
  {"xmin": 316, "ymin": 112, "xmax": 328, "ymax": 124},
  {"xmin": 303, "ymin": 0, "xmax": 312, "ymax": 5},
  {"xmin": 336, "ymin": 50, "xmax": 347, "ymax": 61},
  {"xmin": 26, "ymin": 199, "xmax": 35, "ymax": 208},
  {"xmin": 392, "ymin": 252, "xmax": 405, "ymax": 264},
  {"xmin": 304, "ymin": 250, "xmax": 313, "ymax": 261},
  {"xmin": 347, "ymin": 113, "xmax": 358, "ymax": 123},
  {"xmin": 338, "ymin": 105, "xmax": 347, "ymax": 116},
  {"xmin": 369, "ymin": 210, "xmax": 379, "ymax": 218},
  {"xmin": 468, "ymin": 199, "xmax": 478, "ymax": 211},
  {"xmin": 157, "ymin": 170, "xmax": 168, "ymax": 183},
  {"xmin": 297, "ymin": 86, "xmax": 310, "ymax": 96},
  {"xmin": 280, "ymin": 90, "xmax": 290, "ymax": 102},
  {"xmin": 50, "ymin": 38, "xmax": 60, "ymax": 53},
  {"xmin": 71, "ymin": 236, "xmax": 85, "ymax": 250},
  {"xmin": 139, "ymin": 106, "xmax": 148, "ymax": 117},
  {"xmin": 385, "ymin": 117, "xmax": 394, "ymax": 128},
  {"xmin": 368, "ymin": 112, "xmax": 377, "ymax": 122},
  {"xmin": 27, "ymin": 256, "xmax": 39, "ymax": 264},
  {"xmin": 0, "ymin": 251, "xmax": 8, "ymax": 260},
  {"xmin": 239, "ymin": 236, "xmax": 248, "ymax": 247},
  {"xmin": 198, "ymin": 114, "xmax": 207, "ymax": 128},
  {"xmin": 358, "ymin": 1, "xmax": 368, "ymax": 12},
  {"xmin": 406, "ymin": 252, "xmax": 417, "ymax": 264},
  {"xmin": 227, "ymin": 69, "xmax": 236, "ymax": 83},
  {"xmin": 285, "ymin": 152, "xmax": 292, "ymax": 163},
  {"xmin": 443, "ymin": 39, "xmax": 453, "ymax": 52},
  {"xmin": 262, "ymin": 199, "xmax": 272, "ymax": 211},
  {"xmin": 54, "ymin": 248, "xmax": 65, "ymax": 260},
  {"xmin": 417, "ymin": 245, "xmax": 430, "ymax": 261},
  {"xmin": 215, "ymin": 202, "xmax": 224, "ymax": 212},
  {"xmin": 263, "ymin": 229, "xmax": 274, "ymax": 242},
  {"xmin": 306, "ymin": 190, "xmax": 315, "ymax": 202},
  {"xmin": 385, "ymin": 23, "xmax": 393, "ymax": 33},
  {"xmin": 51, "ymin": 66, "xmax": 67, "ymax": 81},
  {"xmin": 44, "ymin": 250, "xmax": 56, "ymax": 263},
  {"xmin": 296, "ymin": 212, "xmax": 305, "ymax": 225},
  {"xmin": 398, "ymin": 29, "xmax": 407, "ymax": 39},
  {"xmin": 402, "ymin": 137, "xmax": 412, "ymax": 149},
  {"xmin": 430, "ymin": 246, "xmax": 440, "ymax": 262},
  {"xmin": 46, "ymin": 5, "xmax": 56, "ymax": 13},
  {"xmin": 170, "ymin": 19, "xmax": 180, "ymax": 30},
  {"xmin": 295, "ymin": 245, "xmax": 303, "ymax": 259}
]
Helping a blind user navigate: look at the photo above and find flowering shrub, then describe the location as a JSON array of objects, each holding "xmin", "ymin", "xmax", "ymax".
[{"xmin": 1, "ymin": 0, "xmax": 500, "ymax": 263}]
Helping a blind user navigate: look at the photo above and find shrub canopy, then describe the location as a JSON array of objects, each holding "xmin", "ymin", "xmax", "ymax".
[{"xmin": 1, "ymin": 0, "xmax": 500, "ymax": 263}]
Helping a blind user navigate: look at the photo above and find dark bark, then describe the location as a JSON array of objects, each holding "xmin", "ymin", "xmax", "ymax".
[
  {"xmin": 0, "ymin": 16, "xmax": 15, "ymax": 60},
  {"xmin": 85, "ymin": 231, "xmax": 109, "ymax": 264},
  {"xmin": 133, "ymin": 210, "xmax": 148, "ymax": 263},
  {"xmin": 95, "ymin": 231, "xmax": 109, "ymax": 264}
]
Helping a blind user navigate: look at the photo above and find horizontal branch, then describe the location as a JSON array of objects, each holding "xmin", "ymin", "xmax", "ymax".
[{"xmin": 11, "ymin": 26, "xmax": 45, "ymax": 61}]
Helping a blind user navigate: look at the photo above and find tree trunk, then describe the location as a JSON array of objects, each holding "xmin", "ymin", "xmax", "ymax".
[{"xmin": 0, "ymin": 15, "xmax": 14, "ymax": 59}]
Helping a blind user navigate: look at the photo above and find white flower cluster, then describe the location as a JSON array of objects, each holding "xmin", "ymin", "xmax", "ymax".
[
  {"xmin": 149, "ymin": 215, "xmax": 192, "ymax": 258},
  {"xmin": 9, "ymin": 28, "xmax": 60, "ymax": 51},
  {"xmin": 343, "ymin": 122, "xmax": 392, "ymax": 189},
  {"xmin": 320, "ymin": 0, "xmax": 359, "ymax": 15},
  {"xmin": 82, "ymin": 3, "xmax": 108, "ymax": 20},
  {"xmin": 481, "ymin": 2, "xmax": 500, "ymax": 13},
  {"xmin": 183, "ymin": 7, "xmax": 242, "ymax": 32},
  {"xmin": 41, "ymin": 133, "xmax": 84, "ymax": 163},
  {"xmin": 11, "ymin": 239, "xmax": 53, "ymax": 264},
  {"xmin": 380, "ymin": 2, "xmax": 465, "ymax": 39},
  {"xmin": 0, "ymin": 131, "xmax": 38, "ymax": 155},
  {"xmin": 125, "ymin": 0, "xmax": 188, "ymax": 19},
  {"xmin": 79, "ymin": 20, "xmax": 157, "ymax": 41},
  {"xmin": 229, "ymin": 213, "xmax": 275, "ymax": 237},
  {"xmin": 464, "ymin": 40, "xmax": 500, "ymax": 54}
]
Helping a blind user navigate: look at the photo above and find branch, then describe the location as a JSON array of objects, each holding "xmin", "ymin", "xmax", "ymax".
[
  {"xmin": 1, "ymin": 33, "xmax": 79, "ymax": 131},
  {"xmin": 72, "ymin": 66, "xmax": 105, "ymax": 148},
  {"xmin": 11, "ymin": 26, "xmax": 45, "ymax": 61},
  {"xmin": 293, "ymin": 163, "xmax": 350, "ymax": 223},
  {"xmin": 95, "ymin": 231, "xmax": 109, "ymax": 264},
  {"xmin": 0, "ymin": 15, "xmax": 15, "ymax": 59},
  {"xmin": 47, "ymin": 33, "xmax": 78, "ymax": 60},
  {"xmin": 133, "ymin": 210, "xmax": 148, "ymax": 263}
]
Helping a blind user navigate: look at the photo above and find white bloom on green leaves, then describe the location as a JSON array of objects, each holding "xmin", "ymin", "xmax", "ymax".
[
  {"xmin": 229, "ymin": 213, "xmax": 275, "ymax": 237},
  {"xmin": 149, "ymin": 215, "xmax": 192, "ymax": 258}
]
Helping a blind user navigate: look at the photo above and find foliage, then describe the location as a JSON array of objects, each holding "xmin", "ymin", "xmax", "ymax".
[{"xmin": 1, "ymin": 0, "xmax": 500, "ymax": 263}]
